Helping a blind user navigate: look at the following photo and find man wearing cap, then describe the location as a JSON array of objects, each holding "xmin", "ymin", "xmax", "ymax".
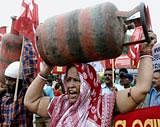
[
  {"xmin": 119, "ymin": 72, "xmax": 133, "ymax": 88},
  {"xmin": 0, "ymin": 61, "xmax": 33, "ymax": 127}
]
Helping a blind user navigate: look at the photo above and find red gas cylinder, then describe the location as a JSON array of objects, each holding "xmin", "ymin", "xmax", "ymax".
[
  {"xmin": 0, "ymin": 18, "xmax": 22, "ymax": 85},
  {"xmin": 36, "ymin": 2, "xmax": 125, "ymax": 66}
]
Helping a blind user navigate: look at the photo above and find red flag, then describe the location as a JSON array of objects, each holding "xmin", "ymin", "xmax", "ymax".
[
  {"xmin": 128, "ymin": 27, "xmax": 143, "ymax": 68},
  {"xmin": 0, "ymin": 26, "xmax": 6, "ymax": 41},
  {"xmin": 101, "ymin": 59, "xmax": 113, "ymax": 69},
  {"xmin": 32, "ymin": 0, "xmax": 39, "ymax": 28},
  {"xmin": 14, "ymin": 0, "xmax": 39, "ymax": 46}
]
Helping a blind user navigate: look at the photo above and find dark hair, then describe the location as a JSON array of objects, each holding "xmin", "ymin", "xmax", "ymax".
[
  {"xmin": 120, "ymin": 72, "xmax": 133, "ymax": 82},
  {"xmin": 65, "ymin": 64, "xmax": 76, "ymax": 78},
  {"xmin": 55, "ymin": 83, "xmax": 60, "ymax": 90},
  {"xmin": 119, "ymin": 68, "xmax": 128, "ymax": 74},
  {"xmin": 154, "ymin": 69, "xmax": 160, "ymax": 73},
  {"xmin": 104, "ymin": 68, "xmax": 116, "ymax": 78}
]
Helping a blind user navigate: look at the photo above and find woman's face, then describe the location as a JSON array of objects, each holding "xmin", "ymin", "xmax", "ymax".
[{"xmin": 65, "ymin": 66, "xmax": 81, "ymax": 104}]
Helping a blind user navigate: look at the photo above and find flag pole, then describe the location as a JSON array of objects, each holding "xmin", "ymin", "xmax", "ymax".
[{"xmin": 14, "ymin": 36, "xmax": 25, "ymax": 101}]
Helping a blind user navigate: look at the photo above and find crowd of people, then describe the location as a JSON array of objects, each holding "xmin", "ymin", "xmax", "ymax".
[
  {"xmin": 23, "ymin": 31, "xmax": 157, "ymax": 127},
  {"xmin": 0, "ymin": 38, "xmax": 36, "ymax": 126},
  {"xmin": 0, "ymin": 17, "xmax": 159, "ymax": 127}
]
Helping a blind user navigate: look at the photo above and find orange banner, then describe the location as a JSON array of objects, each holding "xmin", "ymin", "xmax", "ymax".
[{"xmin": 114, "ymin": 106, "xmax": 160, "ymax": 127}]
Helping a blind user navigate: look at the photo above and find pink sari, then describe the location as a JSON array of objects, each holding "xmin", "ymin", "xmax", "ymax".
[{"xmin": 48, "ymin": 63, "xmax": 116, "ymax": 127}]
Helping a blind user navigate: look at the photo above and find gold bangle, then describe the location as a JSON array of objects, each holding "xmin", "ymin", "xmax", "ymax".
[{"xmin": 128, "ymin": 88, "xmax": 139, "ymax": 105}]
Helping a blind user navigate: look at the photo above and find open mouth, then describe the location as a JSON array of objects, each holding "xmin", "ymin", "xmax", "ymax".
[{"xmin": 68, "ymin": 90, "xmax": 78, "ymax": 99}]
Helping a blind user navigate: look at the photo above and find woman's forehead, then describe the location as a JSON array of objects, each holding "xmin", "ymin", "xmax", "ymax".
[{"xmin": 67, "ymin": 66, "xmax": 79, "ymax": 77}]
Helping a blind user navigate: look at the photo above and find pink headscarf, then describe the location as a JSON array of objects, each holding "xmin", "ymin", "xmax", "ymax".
[{"xmin": 48, "ymin": 63, "xmax": 115, "ymax": 127}]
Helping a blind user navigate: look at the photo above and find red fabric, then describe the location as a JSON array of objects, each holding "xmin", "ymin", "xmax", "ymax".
[
  {"xmin": 37, "ymin": 56, "xmax": 42, "ymax": 73},
  {"xmin": 128, "ymin": 27, "xmax": 143, "ymax": 68},
  {"xmin": 53, "ymin": 89, "xmax": 61, "ymax": 96},
  {"xmin": 114, "ymin": 106, "xmax": 160, "ymax": 127},
  {"xmin": 101, "ymin": 59, "xmax": 113, "ymax": 69},
  {"xmin": 52, "ymin": 66, "xmax": 66, "ymax": 74},
  {"xmin": 48, "ymin": 63, "xmax": 116, "ymax": 127},
  {"xmin": 115, "ymin": 54, "xmax": 131, "ymax": 69},
  {"xmin": 32, "ymin": 0, "xmax": 39, "ymax": 29},
  {"xmin": 14, "ymin": 0, "xmax": 39, "ymax": 51},
  {"xmin": 0, "ymin": 26, "xmax": 6, "ymax": 41},
  {"xmin": 38, "ymin": 59, "xmax": 66, "ymax": 74}
]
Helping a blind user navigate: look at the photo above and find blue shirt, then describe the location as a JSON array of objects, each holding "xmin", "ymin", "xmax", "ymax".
[
  {"xmin": 149, "ymin": 87, "xmax": 160, "ymax": 106},
  {"xmin": 43, "ymin": 85, "xmax": 54, "ymax": 99},
  {"xmin": 142, "ymin": 87, "xmax": 160, "ymax": 107}
]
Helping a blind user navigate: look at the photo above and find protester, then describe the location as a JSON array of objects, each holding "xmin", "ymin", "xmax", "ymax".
[
  {"xmin": 0, "ymin": 86, "xmax": 6, "ymax": 97},
  {"xmin": 24, "ymin": 31, "xmax": 156, "ymax": 127},
  {"xmin": 140, "ymin": 69, "xmax": 160, "ymax": 107},
  {"xmin": 114, "ymin": 68, "xmax": 129, "ymax": 90},
  {"xmin": 43, "ymin": 79, "xmax": 54, "ymax": 99},
  {"xmin": 0, "ymin": 38, "xmax": 37, "ymax": 126},
  {"xmin": 119, "ymin": 72, "xmax": 133, "ymax": 88},
  {"xmin": 101, "ymin": 68, "xmax": 117, "ymax": 95},
  {"xmin": 0, "ymin": 61, "xmax": 33, "ymax": 126},
  {"xmin": 119, "ymin": 68, "xmax": 128, "ymax": 74},
  {"xmin": 43, "ymin": 75, "xmax": 64, "ymax": 98},
  {"xmin": 53, "ymin": 82, "xmax": 63, "ymax": 96}
]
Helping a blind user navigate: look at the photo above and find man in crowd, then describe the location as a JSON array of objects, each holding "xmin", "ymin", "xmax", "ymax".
[
  {"xmin": 119, "ymin": 68, "xmax": 128, "ymax": 74},
  {"xmin": 119, "ymin": 72, "xmax": 133, "ymax": 88},
  {"xmin": 0, "ymin": 61, "xmax": 33, "ymax": 126},
  {"xmin": 0, "ymin": 38, "xmax": 37, "ymax": 126},
  {"xmin": 101, "ymin": 68, "xmax": 116, "ymax": 95},
  {"xmin": 140, "ymin": 69, "xmax": 160, "ymax": 107},
  {"xmin": 0, "ymin": 85, "xmax": 6, "ymax": 97},
  {"xmin": 114, "ymin": 68, "xmax": 130, "ymax": 90}
]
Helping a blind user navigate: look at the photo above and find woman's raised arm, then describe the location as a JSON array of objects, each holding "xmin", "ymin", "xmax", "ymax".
[
  {"xmin": 116, "ymin": 31, "xmax": 157, "ymax": 113},
  {"xmin": 24, "ymin": 62, "xmax": 53, "ymax": 117}
]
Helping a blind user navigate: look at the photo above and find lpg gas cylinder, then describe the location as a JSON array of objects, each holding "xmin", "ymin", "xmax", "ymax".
[
  {"xmin": 36, "ymin": 2, "xmax": 125, "ymax": 66},
  {"xmin": 0, "ymin": 17, "xmax": 22, "ymax": 84}
]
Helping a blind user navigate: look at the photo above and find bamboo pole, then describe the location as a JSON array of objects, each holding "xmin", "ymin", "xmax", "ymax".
[
  {"xmin": 14, "ymin": 36, "xmax": 25, "ymax": 101},
  {"xmin": 111, "ymin": 59, "xmax": 115, "ymax": 86}
]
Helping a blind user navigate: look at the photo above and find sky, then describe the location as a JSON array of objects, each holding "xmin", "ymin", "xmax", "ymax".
[{"xmin": 0, "ymin": 0, "xmax": 159, "ymax": 41}]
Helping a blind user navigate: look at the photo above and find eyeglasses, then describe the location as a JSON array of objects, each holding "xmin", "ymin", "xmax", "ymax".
[
  {"xmin": 66, "ymin": 77, "xmax": 81, "ymax": 83},
  {"xmin": 104, "ymin": 73, "xmax": 112, "ymax": 77}
]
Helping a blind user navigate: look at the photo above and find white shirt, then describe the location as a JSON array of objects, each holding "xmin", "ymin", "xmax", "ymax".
[{"xmin": 101, "ymin": 83, "xmax": 113, "ymax": 95}]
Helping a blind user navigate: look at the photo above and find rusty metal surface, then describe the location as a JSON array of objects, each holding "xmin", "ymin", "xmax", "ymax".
[
  {"xmin": 36, "ymin": 2, "xmax": 125, "ymax": 66},
  {"xmin": 118, "ymin": 2, "xmax": 152, "ymax": 46},
  {"xmin": 0, "ymin": 33, "xmax": 22, "ymax": 83}
]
